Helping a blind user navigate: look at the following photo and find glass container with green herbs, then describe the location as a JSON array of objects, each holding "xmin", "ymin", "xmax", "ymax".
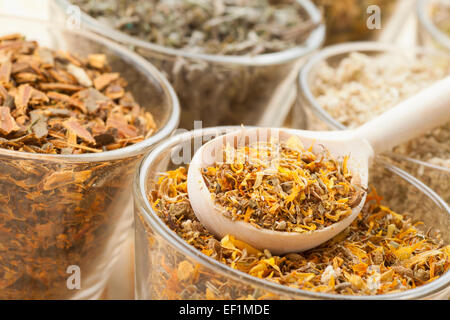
[{"xmin": 55, "ymin": 0, "xmax": 324, "ymax": 129}]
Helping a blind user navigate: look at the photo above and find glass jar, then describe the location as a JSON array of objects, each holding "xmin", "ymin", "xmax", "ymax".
[
  {"xmin": 0, "ymin": 16, "xmax": 180, "ymax": 299},
  {"xmin": 312, "ymin": 0, "xmax": 399, "ymax": 44},
  {"xmin": 417, "ymin": 0, "xmax": 450, "ymax": 52},
  {"xmin": 134, "ymin": 127, "xmax": 449, "ymax": 300},
  {"xmin": 53, "ymin": 0, "xmax": 325, "ymax": 130},
  {"xmin": 296, "ymin": 41, "xmax": 450, "ymax": 204}
]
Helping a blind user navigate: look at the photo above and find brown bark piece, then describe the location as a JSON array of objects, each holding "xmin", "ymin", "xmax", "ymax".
[
  {"xmin": 0, "ymin": 106, "xmax": 20, "ymax": 135},
  {"xmin": 63, "ymin": 119, "xmax": 95, "ymax": 144},
  {"xmin": 93, "ymin": 73, "xmax": 119, "ymax": 91}
]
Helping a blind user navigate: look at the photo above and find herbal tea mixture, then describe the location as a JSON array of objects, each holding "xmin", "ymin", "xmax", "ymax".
[
  {"xmin": 0, "ymin": 34, "xmax": 157, "ymax": 299},
  {"xmin": 70, "ymin": 0, "xmax": 319, "ymax": 129},
  {"xmin": 308, "ymin": 51, "xmax": 450, "ymax": 202},
  {"xmin": 149, "ymin": 166, "xmax": 448, "ymax": 297},
  {"xmin": 201, "ymin": 136, "xmax": 363, "ymax": 232},
  {"xmin": 0, "ymin": 33, "xmax": 156, "ymax": 154},
  {"xmin": 312, "ymin": 0, "xmax": 396, "ymax": 44},
  {"xmin": 72, "ymin": 0, "xmax": 316, "ymax": 55}
]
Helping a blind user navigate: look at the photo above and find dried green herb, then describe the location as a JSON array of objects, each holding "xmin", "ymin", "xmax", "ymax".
[
  {"xmin": 70, "ymin": 0, "xmax": 318, "ymax": 129},
  {"xmin": 72, "ymin": 0, "xmax": 316, "ymax": 55}
]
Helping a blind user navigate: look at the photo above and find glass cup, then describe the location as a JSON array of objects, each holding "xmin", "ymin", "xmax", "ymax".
[
  {"xmin": 296, "ymin": 41, "xmax": 450, "ymax": 204},
  {"xmin": 134, "ymin": 127, "xmax": 449, "ymax": 300},
  {"xmin": 53, "ymin": 0, "xmax": 325, "ymax": 130},
  {"xmin": 0, "ymin": 16, "xmax": 180, "ymax": 299},
  {"xmin": 417, "ymin": 0, "xmax": 450, "ymax": 52},
  {"xmin": 311, "ymin": 0, "xmax": 399, "ymax": 45}
]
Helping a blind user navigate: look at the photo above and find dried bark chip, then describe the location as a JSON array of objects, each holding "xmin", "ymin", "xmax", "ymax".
[
  {"xmin": 11, "ymin": 61, "xmax": 30, "ymax": 74},
  {"xmin": 0, "ymin": 106, "xmax": 20, "ymax": 135},
  {"xmin": 48, "ymin": 68, "xmax": 76, "ymax": 84},
  {"xmin": 35, "ymin": 47, "xmax": 54, "ymax": 66},
  {"xmin": 30, "ymin": 87, "xmax": 49, "ymax": 104},
  {"xmin": 0, "ymin": 33, "xmax": 23, "ymax": 41},
  {"xmin": 47, "ymin": 91, "xmax": 87, "ymax": 114},
  {"xmin": 88, "ymin": 53, "xmax": 107, "ymax": 69},
  {"xmin": 15, "ymin": 72, "xmax": 41, "ymax": 83},
  {"xmin": 63, "ymin": 119, "xmax": 95, "ymax": 144},
  {"xmin": 67, "ymin": 63, "xmax": 93, "ymax": 87},
  {"xmin": 39, "ymin": 82, "xmax": 84, "ymax": 92},
  {"xmin": 14, "ymin": 84, "xmax": 33, "ymax": 115},
  {"xmin": 31, "ymin": 120, "xmax": 48, "ymax": 139},
  {"xmin": 57, "ymin": 51, "xmax": 84, "ymax": 67},
  {"xmin": 105, "ymin": 84, "xmax": 125, "ymax": 100},
  {"xmin": 0, "ymin": 40, "xmax": 24, "ymax": 51},
  {"xmin": 0, "ymin": 85, "xmax": 13, "ymax": 108},
  {"xmin": 94, "ymin": 133, "xmax": 115, "ymax": 146},
  {"xmin": 29, "ymin": 109, "xmax": 47, "ymax": 123},
  {"xmin": 45, "ymin": 108, "xmax": 71, "ymax": 117},
  {"xmin": 106, "ymin": 115, "xmax": 138, "ymax": 139},
  {"xmin": 0, "ymin": 59, "xmax": 12, "ymax": 84},
  {"xmin": 93, "ymin": 73, "xmax": 119, "ymax": 91},
  {"xmin": 76, "ymin": 87, "xmax": 109, "ymax": 114},
  {"xmin": 0, "ymin": 84, "xmax": 8, "ymax": 99}
]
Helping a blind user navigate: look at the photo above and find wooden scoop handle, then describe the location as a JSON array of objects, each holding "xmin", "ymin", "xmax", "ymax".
[{"xmin": 354, "ymin": 76, "xmax": 450, "ymax": 155}]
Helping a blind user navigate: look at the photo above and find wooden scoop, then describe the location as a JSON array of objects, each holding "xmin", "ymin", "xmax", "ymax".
[{"xmin": 187, "ymin": 76, "xmax": 450, "ymax": 254}]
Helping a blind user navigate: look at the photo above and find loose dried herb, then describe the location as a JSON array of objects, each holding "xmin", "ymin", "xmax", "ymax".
[
  {"xmin": 201, "ymin": 136, "xmax": 363, "ymax": 232},
  {"xmin": 72, "ymin": 0, "xmax": 316, "ymax": 55},
  {"xmin": 307, "ymin": 51, "xmax": 450, "ymax": 202},
  {"xmin": 0, "ymin": 33, "xmax": 156, "ymax": 154},
  {"xmin": 0, "ymin": 34, "xmax": 158, "ymax": 299},
  {"xmin": 70, "ymin": 0, "xmax": 318, "ymax": 129},
  {"xmin": 0, "ymin": 156, "xmax": 138, "ymax": 299},
  {"xmin": 146, "ymin": 165, "xmax": 448, "ymax": 298}
]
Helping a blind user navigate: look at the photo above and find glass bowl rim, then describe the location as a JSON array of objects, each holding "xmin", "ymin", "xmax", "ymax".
[
  {"xmin": 54, "ymin": 0, "xmax": 325, "ymax": 66},
  {"xmin": 0, "ymin": 14, "xmax": 180, "ymax": 163},
  {"xmin": 134, "ymin": 126, "xmax": 450, "ymax": 300},
  {"xmin": 298, "ymin": 41, "xmax": 450, "ymax": 172},
  {"xmin": 417, "ymin": 0, "xmax": 450, "ymax": 51}
]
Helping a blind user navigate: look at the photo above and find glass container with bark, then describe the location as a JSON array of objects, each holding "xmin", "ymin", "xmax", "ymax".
[{"xmin": 0, "ymin": 17, "xmax": 179, "ymax": 299}]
